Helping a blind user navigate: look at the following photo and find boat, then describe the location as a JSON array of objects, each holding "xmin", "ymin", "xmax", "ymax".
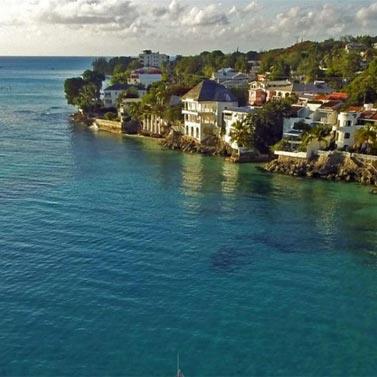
[{"xmin": 176, "ymin": 353, "xmax": 185, "ymax": 377}]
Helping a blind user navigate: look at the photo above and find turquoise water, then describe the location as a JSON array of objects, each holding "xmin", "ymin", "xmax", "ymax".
[{"xmin": 1, "ymin": 57, "xmax": 377, "ymax": 377}]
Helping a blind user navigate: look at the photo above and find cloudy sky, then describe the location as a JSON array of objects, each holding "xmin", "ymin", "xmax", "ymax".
[{"xmin": 0, "ymin": 0, "xmax": 377, "ymax": 56}]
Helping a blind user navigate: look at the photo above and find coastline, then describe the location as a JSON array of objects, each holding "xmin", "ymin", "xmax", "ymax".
[
  {"xmin": 73, "ymin": 114, "xmax": 377, "ymax": 189},
  {"xmin": 265, "ymin": 152, "xmax": 377, "ymax": 189}
]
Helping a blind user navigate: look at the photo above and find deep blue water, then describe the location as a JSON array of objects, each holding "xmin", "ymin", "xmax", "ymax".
[{"xmin": 1, "ymin": 57, "xmax": 377, "ymax": 377}]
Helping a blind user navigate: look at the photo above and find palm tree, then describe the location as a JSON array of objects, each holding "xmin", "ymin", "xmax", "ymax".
[
  {"xmin": 230, "ymin": 120, "xmax": 253, "ymax": 149},
  {"xmin": 127, "ymin": 102, "xmax": 143, "ymax": 121},
  {"xmin": 302, "ymin": 125, "xmax": 331, "ymax": 149},
  {"xmin": 354, "ymin": 125, "xmax": 377, "ymax": 153}
]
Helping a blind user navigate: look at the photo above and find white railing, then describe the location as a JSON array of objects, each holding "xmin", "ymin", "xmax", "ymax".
[{"xmin": 274, "ymin": 151, "xmax": 308, "ymax": 159}]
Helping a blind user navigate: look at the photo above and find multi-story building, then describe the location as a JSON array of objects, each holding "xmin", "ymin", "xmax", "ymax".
[
  {"xmin": 182, "ymin": 80, "xmax": 238, "ymax": 143},
  {"xmin": 249, "ymin": 80, "xmax": 333, "ymax": 106},
  {"xmin": 222, "ymin": 106, "xmax": 254, "ymax": 151},
  {"xmin": 139, "ymin": 50, "xmax": 169, "ymax": 68},
  {"xmin": 249, "ymin": 80, "xmax": 293, "ymax": 105},
  {"xmin": 103, "ymin": 83, "xmax": 146, "ymax": 108},
  {"xmin": 128, "ymin": 67, "xmax": 162, "ymax": 88},
  {"xmin": 334, "ymin": 105, "xmax": 377, "ymax": 150}
]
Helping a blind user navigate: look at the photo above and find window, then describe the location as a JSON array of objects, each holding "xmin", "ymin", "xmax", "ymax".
[
  {"xmin": 196, "ymin": 128, "xmax": 199, "ymax": 139},
  {"xmin": 345, "ymin": 120, "xmax": 351, "ymax": 127},
  {"xmin": 186, "ymin": 126, "xmax": 188, "ymax": 135},
  {"xmin": 344, "ymin": 132, "xmax": 350, "ymax": 139},
  {"xmin": 191, "ymin": 127, "xmax": 194, "ymax": 137}
]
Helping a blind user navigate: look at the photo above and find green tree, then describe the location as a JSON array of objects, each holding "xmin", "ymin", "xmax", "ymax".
[
  {"xmin": 347, "ymin": 59, "xmax": 377, "ymax": 104},
  {"xmin": 235, "ymin": 56, "xmax": 247, "ymax": 73},
  {"xmin": 230, "ymin": 120, "xmax": 253, "ymax": 149},
  {"xmin": 301, "ymin": 125, "xmax": 331, "ymax": 149},
  {"xmin": 231, "ymin": 100, "xmax": 292, "ymax": 153},
  {"xmin": 82, "ymin": 70, "xmax": 105, "ymax": 90},
  {"xmin": 76, "ymin": 83, "xmax": 99, "ymax": 113},
  {"xmin": 64, "ymin": 77, "xmax": 84, "ymax": 106},
  {"xmin": 354, "ymin": 124, "xmax": 377, "ymax": 153}
]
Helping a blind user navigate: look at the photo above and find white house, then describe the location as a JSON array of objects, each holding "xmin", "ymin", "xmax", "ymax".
[
  {"xmin": 182, "ymin": 80, "xmax": 238, "ymax": 143},
  {"xmin": 103, "ymin": 83, "xmax": 146, "ymax": 108},
  {"xmin": 128, "ymin": 67, "xmax": 162, "ymax": 88},
  {"xmin": 283, "ymin": 106, "xmax": 312, "ymax": 134},
  {"xmin": 139, "ymin": 50, "xmax": 169, "ymax": 68},
  {"xmin": 334, "ymin": 106, "xmax": 377, "ymax": 150},
  {"xmin": 222, "ymin": 106, "xmax": 254, "ymax": 151},
  {"xmin": 334, "ymin": 111, "xmax": 361, "ymax": 150},
  {"xmin": 212, "ymin": 68, "xmax": 249, "ymax": 88}
]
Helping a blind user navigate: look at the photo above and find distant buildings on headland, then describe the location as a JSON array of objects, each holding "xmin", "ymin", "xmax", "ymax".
[{"xmin": 99, "ymin": 48, "xmax": 377, "ymax": 160}]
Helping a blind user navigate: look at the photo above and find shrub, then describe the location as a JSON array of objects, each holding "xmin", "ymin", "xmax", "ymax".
[{"xmin": 104, "ymin": 112, "xmax": 118, "ymax": 121}]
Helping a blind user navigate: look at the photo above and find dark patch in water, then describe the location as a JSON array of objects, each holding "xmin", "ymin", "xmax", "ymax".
[
  {"xmin": 33, "ymin": 112, "xmax": 67, "ymax": 123},
  {"xmin": 14, "ymin": 110, "xmax": 36, "ymax": 114},
  {"xmin": 210, "ymin": 246, "xmax": 251, "ymax": 273}
]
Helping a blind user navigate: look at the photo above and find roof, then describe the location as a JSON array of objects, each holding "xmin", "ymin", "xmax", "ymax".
[
  {"xmin": 104, "ymin": 83, "xmax": 131, "ymax": 91},
  {"xmin": 285, "ymin": 105, "xmax": 306, "ymax": 117},
  {"xmin": 133, "ymin": 67, "xmax": 162, "ymax": 74},
  {"xmin": 360, "ymin": 111, "xmax": 377, "ymax": 121},
  {"xmin": 104, "ymin": 83, "xmax": 145, "ymax": 91},
  {"xmin": 223, "ymin": 106, "xmax": 254, "ymax": 114},
  {"xmin": 346, "ymin": 106, "xmax": 364, "ymax": 112},
  {"xmin": 293, "ymin": 82, "xmax": 333, "ymax": 94},
  {"xmin": 182, "ymin": 80, "xmax": 238, "ymax": 102},
  {"xmin": 269, "ymin": 85, "xmax": 293, "ymax": 92},
  {"xmin": 319, "ymin": 100, "xmax": 343, "ymax": 110}
]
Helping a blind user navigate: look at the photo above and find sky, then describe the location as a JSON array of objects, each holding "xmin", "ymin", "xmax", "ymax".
[{"xmin": 0, "ymin": 0, "xmax": 377, "ymax": 56}]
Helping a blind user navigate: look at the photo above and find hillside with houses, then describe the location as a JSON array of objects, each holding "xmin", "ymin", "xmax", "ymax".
[{"xmin": 64, "ymin": 37, "xmax": 377, "ymax": 186}]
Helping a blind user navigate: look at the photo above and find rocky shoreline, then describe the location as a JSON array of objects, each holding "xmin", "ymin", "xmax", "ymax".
[
  {"xmin": 265, "ymin": 153, "xmax": 377, "ymax": 187},
  {"xmin": 161, "ymin": 130, "xmax": 270, "ymax": 162}
]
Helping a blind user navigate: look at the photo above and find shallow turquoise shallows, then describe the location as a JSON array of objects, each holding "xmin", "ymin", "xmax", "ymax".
[{"xmin": 1, "ymin": 57, "xmax": 377, "ymax": 377}]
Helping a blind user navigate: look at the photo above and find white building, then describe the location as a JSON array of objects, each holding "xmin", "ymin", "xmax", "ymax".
[
  {"xmin": 128, "ymin": 67, "xmax": 162, "ymax": 88},
  {"xmin": 139, "ymin": 50, "xmax": 169, "ymax": 68},
  {"xmin": 334, "ymin": 111, "xmax": 361, "ymax": 150},
  {"xmin": 222, "ymin": 106, "xmax": 254, "ymax": 151},
  {"xmin": 182, "ymin": 80, "xmax": 238, "ymax": 143},
  {"xmin": 212, "ymin": 68, "xmax": 249, "ymax": 88},
  {"xmin": 334, "ymin": 106, "xmax": 377, "ymax": 150},
  {"xmin": 103, "ymin": 83, "xmax": 146, "ymax": 108}
]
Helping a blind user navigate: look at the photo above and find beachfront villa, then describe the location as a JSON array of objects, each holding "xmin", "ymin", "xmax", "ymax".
[
  {"xmin": 222, "ymin": 106, "xmax": 255, "ymax": 151},
  {"xmin": 182, "ymin": 80, "xmax": 238, "ymax": 143},
  {"xmin": 334, "ymin": 106, "xmax": 377, "ymax": 150}
]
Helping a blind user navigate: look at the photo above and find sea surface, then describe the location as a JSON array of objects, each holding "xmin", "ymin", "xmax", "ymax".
[{"xmin": 0, "ymin": 57, "xmax": 377, "ymax": 377}]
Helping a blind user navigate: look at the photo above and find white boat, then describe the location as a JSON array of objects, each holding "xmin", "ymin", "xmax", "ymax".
[{"xmin": 176, "ymin": 353, "xmax": 185, "ymax": 377}]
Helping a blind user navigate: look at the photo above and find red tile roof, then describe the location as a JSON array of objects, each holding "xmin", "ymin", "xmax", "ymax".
[{"xmin": 360, "ymin": 111, "xmax": 377, "ymax": 121}]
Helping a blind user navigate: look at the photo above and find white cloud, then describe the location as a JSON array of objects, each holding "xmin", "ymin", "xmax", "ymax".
[
  {"xmin": 0, "ymin": 0, "xmax": 376, "ymax": 55},
  {"xmin": 356, "ymin": 2, "xmax": 377, "ymax": 26},
  {"xmin": 181, "ymin": 4, "xmax": 229, "ymax": 26}
]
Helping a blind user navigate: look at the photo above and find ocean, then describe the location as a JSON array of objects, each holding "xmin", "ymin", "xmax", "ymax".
[{"xmin": 0, "ymin": 57, "xmax": 377, "ymax": 376}]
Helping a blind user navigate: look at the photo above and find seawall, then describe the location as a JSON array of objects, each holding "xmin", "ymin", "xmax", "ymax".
[{"xmin": 265, "ymin": 152, "xmax": 377, "ymax": 186}]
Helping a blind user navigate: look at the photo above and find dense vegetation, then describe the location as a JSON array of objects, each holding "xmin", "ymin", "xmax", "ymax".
[
  {"xmin": 231, "ymin": 100, "xmax": 293, "ymax": 153},
  {"xmin": 64, "ymin": 70, "xmax": 105, "ymax": 112},
  {"xmin": 65, "ymin": 35, "xmax": 377, "ymax": 118}
]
